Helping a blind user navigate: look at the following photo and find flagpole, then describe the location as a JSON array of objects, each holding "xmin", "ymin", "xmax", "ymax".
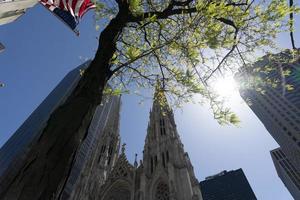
[{"xmin": 39, "ymin": 2, "xmax": 80, "ymax": 36}]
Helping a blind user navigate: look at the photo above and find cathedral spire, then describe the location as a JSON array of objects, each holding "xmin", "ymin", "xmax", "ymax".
[
  {"xmin": 139, "ymin": 87, "xmax": 202, "ymax": 200},
  {"xmin": 153, "ymin": 79, "xmax": 169, "ymax": 110},
  {"xmin": 143, "ymin": 85, "xmax": 187, "ymax": 176}
]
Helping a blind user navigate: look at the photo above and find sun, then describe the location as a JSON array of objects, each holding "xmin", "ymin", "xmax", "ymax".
[{"xmin": 212, "ymin": 76, "xmax": 238, "ymax": 97}]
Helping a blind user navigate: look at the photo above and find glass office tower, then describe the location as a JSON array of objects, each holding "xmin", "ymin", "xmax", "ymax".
[{"xmin": 0, "ymin": 61, "xmax": 121, "ymax": 200}]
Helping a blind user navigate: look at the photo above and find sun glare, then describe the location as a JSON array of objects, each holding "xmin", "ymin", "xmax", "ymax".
[{"xmin": 212, "ymin": 76, "xmax": 238, "ymax": 97}]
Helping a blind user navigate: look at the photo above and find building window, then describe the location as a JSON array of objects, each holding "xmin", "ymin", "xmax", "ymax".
[
  {"xmin": 273, "ymin": 152, "xmax": 279, "ymax": 160},
  {"xmin": 151, "ymin": 157, "xmax": 154, "ymax": 173},
  {"xmin": 160, "ymin": 118, "xmax": 166, "ymax": 136},
  {"xmin": 162, "ymin": 153, "xmax": 166, "ymax": 168},
  {"xmin": 107, "ymin": 146, "xmax": 113, "ymax": 165},
  {"xmin": 155, "ymin": 182, "xmax": 170, "ymax": 200},
  {"xmin": 98, "ymin": 145, "xmax": 106, "ymax": 163},
  {"xmin": 107, "ymin": 141, "xmax": 114, "ymax": 165},
  {"xmin": 166, "ymin": 151, "xmax": 169, "ymax": 162}
]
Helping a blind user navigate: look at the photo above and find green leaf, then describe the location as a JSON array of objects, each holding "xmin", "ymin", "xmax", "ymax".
[
  {"xmin": 129, "ymin": 0, "xmax": 142, "ymax": 15},
  {"xmin": 229, "ymin": 113, "xmax": 240, "ymax": 125},
  {"xmin": 126, "ymin": 47, "xmax": 141, "ymax": 60}
]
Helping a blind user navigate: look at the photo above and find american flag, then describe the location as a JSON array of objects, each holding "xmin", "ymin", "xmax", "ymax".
[{"xmin": 39, "ymin": 0, "xmax": 95, "ymax": 34}]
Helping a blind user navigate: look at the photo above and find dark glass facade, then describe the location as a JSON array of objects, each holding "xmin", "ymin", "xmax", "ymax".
[
  {"xmin": 0, "ymin": 61, "xmax": 90, "ymax": 191},
  {"xmin": 200, "ymin": 169, "xmax": 257, "ymax": 200}
]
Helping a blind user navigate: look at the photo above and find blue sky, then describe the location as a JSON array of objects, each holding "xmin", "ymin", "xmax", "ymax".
[{"xmin": 0, "ymin": 4, "xmax": 299, "ymax": 200}]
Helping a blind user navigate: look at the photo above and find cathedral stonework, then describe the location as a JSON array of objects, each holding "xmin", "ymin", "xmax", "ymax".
[
  {"xmin": 96, "ymin": 88, "xmax": 203, "ymax": 200},
  {"xmin": 66, "ymin": 96, "xmax": 122, "ymax": 200}
]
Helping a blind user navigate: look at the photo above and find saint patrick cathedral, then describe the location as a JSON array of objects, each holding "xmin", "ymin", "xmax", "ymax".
[{"xmin": 66, "ymin": 87, "xmax": 203, "ymax": 200}]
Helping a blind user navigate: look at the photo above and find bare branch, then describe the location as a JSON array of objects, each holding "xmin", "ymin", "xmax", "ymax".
[{"xmin": 289, "ymin": 0, "xmax": 297, "ymax": 49}]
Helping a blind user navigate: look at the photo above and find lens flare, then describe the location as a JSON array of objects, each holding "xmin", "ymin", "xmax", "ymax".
[{"xmin": 212, "ymin": 76, "xmax": 238, "ymax": 97}]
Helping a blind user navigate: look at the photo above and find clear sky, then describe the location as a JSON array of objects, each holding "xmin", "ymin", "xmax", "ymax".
[{"xmin": 0, "ymin": 4, "xmax": 299, "ymax": 200}]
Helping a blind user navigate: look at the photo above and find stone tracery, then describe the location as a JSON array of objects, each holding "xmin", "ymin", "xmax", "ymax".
[
  {"xmin": 155, "ymin": 182, "xmax": 170, "ymax": 200},
  {"xmin": 96, "ymin": 89, "xmax": 202, "ymax": 200},
  {"xmin": 102, "ymin": 181, "xmax": 131, "ymax": 200}
]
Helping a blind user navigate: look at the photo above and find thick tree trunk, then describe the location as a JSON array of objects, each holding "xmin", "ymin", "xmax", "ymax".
[{"xmin": 0, "ymin": 6, "xmax": 129, "ymax": 200}]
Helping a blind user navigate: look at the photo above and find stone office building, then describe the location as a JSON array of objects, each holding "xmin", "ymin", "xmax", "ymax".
[
  {"xmin": 236, "ymin": 50, "xmax": 300, "ymax": 199},
  {"xmin": 0, "ymin": 0, "xmax": 37, "ymax": 25},
  {"xmin": 271, "ymin": 147, "xmax": 300, "ymax": 200},
  {"xmin": 237, "ymin": 50, "xmax": 300, "ymax": 171}
]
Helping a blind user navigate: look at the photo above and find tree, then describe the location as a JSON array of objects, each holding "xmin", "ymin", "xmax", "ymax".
[
  {"xmin": 0, "ymin": 0, "xmax": 297, "ymax": 199},
  {"xmin": 289, "ymin": 0, "xmax": 297, "ymax": 49}
]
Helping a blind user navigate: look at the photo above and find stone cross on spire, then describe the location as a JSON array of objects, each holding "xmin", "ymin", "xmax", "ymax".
[{"xmin": 134, "ymin": 153, "xmax": 138, "ymax": 168}]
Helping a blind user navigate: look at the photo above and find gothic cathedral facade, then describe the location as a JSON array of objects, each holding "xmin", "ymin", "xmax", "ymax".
[
  {"xmin": 98, "ymin": 89, "xmax": 202, "ymax": 200},
  {"xmin": 71, "ymin": 89, "xmax": 202, "ymax": 200}
]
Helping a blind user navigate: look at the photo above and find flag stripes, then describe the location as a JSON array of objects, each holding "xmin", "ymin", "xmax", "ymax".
[
  {"xmin": 42, "ymin": 0, "xmax": 95, "ymax": 19},
  {"xmin": 39, "ymin": 0, "xmax": 95, "ymax": 33}
]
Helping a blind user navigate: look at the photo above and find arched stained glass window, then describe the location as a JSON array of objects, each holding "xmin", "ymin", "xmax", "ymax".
[
  {"xmin": 103, "ymin": 181, "xmax": 131, "ymax": 200},
  {"xmin": 155, "ymin": 182, "xmax": 170, "ymax": 200}
]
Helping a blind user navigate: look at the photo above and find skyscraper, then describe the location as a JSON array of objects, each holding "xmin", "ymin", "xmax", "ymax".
[
  {"xmin": 237, "ymin": 50, "xmax": 300, "ymax": 171},
  {"xmin": 237, "ymin": 50, "xmax": 300, "ymax": 199},
  {"xmin": 0, "ymin": 61, "xmax": 121, "ymax": 199},
  {"xmin": 199, "ymin": 169, "xmax": 257, "ymax": 200},
  {"xmin": 0, "ymin": 0, "xmax": 37, "ymax": 25},
  {"xmin": 271, "ymin": 147, "xmax": 300, "ymax": 200},
  {"xmin": 0, "ymin": 61, "xmax": 90, "ymax": 185}
]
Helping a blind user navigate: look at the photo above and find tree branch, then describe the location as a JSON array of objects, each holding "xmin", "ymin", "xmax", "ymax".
[
  {"xmin": 289, "ymin": 0, "xmax": 297, "ymax": 49},
  {"xmin": 129, "ymin": 1, "xmax": 250, "ymax": 23},
  {"xmin": 204, "ymin": 25, "xmax": 239, "ymax": 81}
]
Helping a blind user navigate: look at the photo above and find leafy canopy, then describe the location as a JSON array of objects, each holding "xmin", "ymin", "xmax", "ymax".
[{"xmin": 93, "ymin": 0, "xmax": 298, "ymax": 125}]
